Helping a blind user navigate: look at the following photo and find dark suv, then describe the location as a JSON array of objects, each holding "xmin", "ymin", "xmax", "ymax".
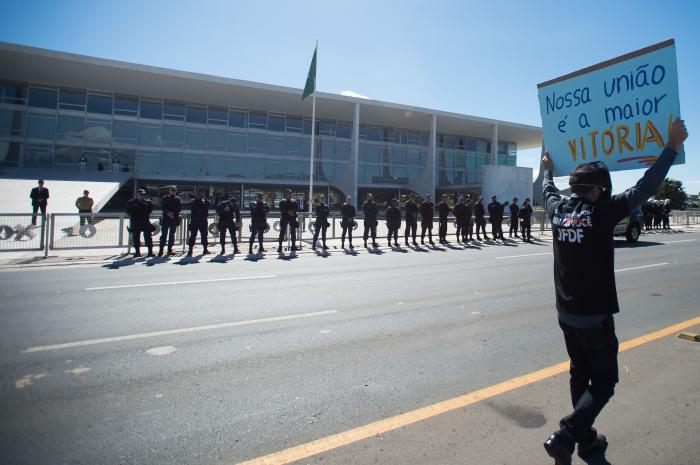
[{"xmin": 613, "ymin": 207, "xmax": 643, "ymax": 243}]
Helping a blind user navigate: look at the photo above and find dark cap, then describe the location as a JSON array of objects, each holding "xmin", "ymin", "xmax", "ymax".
[{"xmin": 137, "ymin": 189, "xmax": 146, "ymax": 195}]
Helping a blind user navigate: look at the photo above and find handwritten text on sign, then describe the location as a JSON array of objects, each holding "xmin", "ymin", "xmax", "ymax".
[{"xmin": 538, "ymin": 40, "xmax": 684, "ymax": 176}]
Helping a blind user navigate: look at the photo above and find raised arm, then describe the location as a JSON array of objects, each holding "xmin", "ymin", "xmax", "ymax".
[{"xmin": 541, "ymin": 152, "xmax": 561, "ymax": 219}]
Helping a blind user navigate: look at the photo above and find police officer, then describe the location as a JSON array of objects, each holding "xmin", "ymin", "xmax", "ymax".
[
  {"xmin": 420, "ymin": 194, "xmax": 435, "ymax": 245},
  {"xmin": 540, "ymin": 118, "xmax": 687, "ymax": 464},
  {"xmin": 159, "ymin": 186, "xmax": 182, "ymax": 256},
  {"xmin": 385, "ymin": 198, "xmax": 401, "ymax": 247},
  {"xmin": 187, "ymin": 189, "xmax": 211, "ymax": 256},
  {"xmin": 30, "ymin": 180, "xmax": 49, "ymax": 226},
  {"xmin": 127, "ymin": 189, "xmax": 154, "ymax": 258},
  {"xmin": 465, "ymin": 195, "xmax": 474, "ymax": 241},
  {"xmin": 518, "ymin": 198, "xmax": 533, "ymax": 242},
  {"xmin": 437, "ymin": 194, "xmax": 450, "ymax": 244},
  {"xmin": 312, "ymin": 195, "xmax": 330, "ymax": 250},
  {"xmin": 340, "ymin": 195, "xmax": 356, "ymax": 249},
  {"xmin": 279, "ymin": 189, "xmax": 300, "ymax": 252},
  {"xmin": 404, "ymin": 193, "xmax": 419, "ymax": 246},
  {"xmin": 453, "ymin": 195, "xmax": 468, "ymax": 243},
  {"xmin": 362, "ymin": 193, "xmax": 379, "ymax": 248},
  {"xmin": 216, "ymin": 196, "xmax": 240, "ymax": 255},
  {"xmin": 662, "ymin": 200, "xmax": 671, "ymax": 229},
  {"xmin": 249, "ymin": 193, "xmax": 270, "ymax": 254},
  {"xmin": 488, "ymin": 195, "xmax": 504, "ymax": 240},
  {"xmin": 641, "ymin": 200, "xmax": 653, "ymax": 230},
  {"xmin": 474, "ymin": 195, "xmax": 488, "ymax": 240},
  {"xmin": 508, "ymin": 197, "xmax": 520, "ymax": 238}
]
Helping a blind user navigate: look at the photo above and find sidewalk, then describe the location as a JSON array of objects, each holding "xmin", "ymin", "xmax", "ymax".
[{"xmin": 0, "ymin": 227, "xmax": 697, "ymax": 270}]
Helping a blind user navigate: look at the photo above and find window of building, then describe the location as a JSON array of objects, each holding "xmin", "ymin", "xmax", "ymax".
[
  {"xmin": 228, "ymin": 110, "xmax": 247, "ymax": 128},
  {"xmin": 23, "ymin": 144, "xmax": 54, "ymax": 168},
  {"xmin": 207, "ymin": 128, "xmax": 227, "ymax": 150},
  {"xmin": 268, "ymin": 114, "xmax": 285, "ymax": 132},
  {"xmin": 114, "ymin": 95, "xmax": 139, "ymax": 116},
  {"xmin": 227, "ymin": 132, "xmax": 247, "ymax": 153},
  {"xmin": 335, "ymin": 141, "xmax": 351, "ymax": 161},
  {"xmin": 336, "ymin": 122, "xmax": 352, "ymax": 139},
  {"xmin": 248, "ymin": 111, "xmax": 267, "ymax": 130},
  {"xmin": 112, "ymin": 148, "xmax": 135, "ymax": 170},
  {"xmin": 28, "ymin": 87, "xmax": 57, "ymax": 109},
  {"xmin": 208, "ymin": 106, "xmax": 228, "ymax": 125},
  {"xmin": 267, "ymin": 136, "xmax": 285, "ymax": 156},
  {"xmin": 140, "ymin": 99, "xmax": 163, "ymax": 120},
  {"xmin": 26, "ymin": 113, "xmax": 56, "ymax": 140},
  {"xmin": 185, "ymin": 127, "xmax": 205, "ymax": 150},
  {"xmin": 54, "ymin": 145, "xmax": 83, "ymax": 168},
  {"xmin": 164, "ymin": 101, "xmax": 186, "ymax": 121},
  {"xmin": 138, "ymin": 124, "xmax": 161, "ymax": 147},
  {"xmin": 162, "ymin": 124, "xmax": 184, "ymax": 147},
  {"xmin": 87, "ymin": 93, "xmax": 113, "ymax": 115},
  {"xmin": 160, "ymin": 151, "xmax": 183, "ymax": 175},
  {"xmin": 183, "ymin": 154, "xmax": 203, "ymax": 176},
  {"xmin": 1, "ymin": 81, "xmax": 27, "ymax": 105},
  {"xmin": 135, "ymin": 150, "xmax": 160, "ymax": 175},
  {"xmin": 186, "ymin": 105, "xmax": 206, "ymax": 124},
  {"xmin": 56, "ymin": 115, "xmax": 84, "ymax": 142},
  {"xmin": 319, "ymin": 120, "xmax": 335, "ymax": 137},
  {"xmin": 0, "ymin": 109, "xmax": 24, "ymax": 137},
  {"xmin": 0, "ymin": 141, "xmax": 21, "ymax": 167},
  {"xmin": 285, "ymin": 116, "xmax": 302, "ymax": 133},
  {"xmin": 245, "ymin": 157, "xmax": 265, "ymax": 178},
  {"xmin": 381, "ymin": 128, "xmax": 395, "ymax": 142},
  {"xmin": 366, "ymin": 126, "xmax": 381, "ymax": 142},
  {"xmin": 113, "ymin": 120, "xmax": 137, "ymax": 144},
  {"xmin": 285, "ymin": 135, "xmax": 301, "ymax": 154},
  {"xmin": 59, "ymin": 88, "xmax": 86, "ymax": 111},
  {"xmin": 84, "ymin": 118, "xmax": 112, "ymax": 144},
  {"xmin": 247, "ymin": 132, "xmax": 266, "ymax": 153}
]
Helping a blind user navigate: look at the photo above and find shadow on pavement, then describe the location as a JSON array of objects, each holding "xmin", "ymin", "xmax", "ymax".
[
  {"xmin": 103, "ymin": 256, "xmax": 145, "ymax": 269},
  {"xmin": 390, "ymin": 245, "xmax": 409, "ymax": 253},
  {"xmin": 276, "ymin": 252, "xmax": 298, "ymax": 261},
  {"xmin": 245, "ymin": 253, "xmax": 267, "ymax": 262},
  {"xmin": 175, "ymin": 255, "xmax": 203, "ymax": 265},
  {"xmin": 614, "ymin": 240, "xmax": 664, "ymax": 248},
  {"xmin": 581, "ymin": 443, "xmax": 611, "ymax": 465},
  {"xmin": 367, "ymin": 247, "xmax": 385, "ymax": 255},
  {"xmin": 342, "ymin": 248, "xmax": 359, "ymax": 256},
  {"xmin": 209, "ymin": 254, "xmax": 234, "ymax": 263}
]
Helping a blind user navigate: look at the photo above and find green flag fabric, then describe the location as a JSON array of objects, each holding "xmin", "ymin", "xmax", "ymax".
[{"xmin": 302, "ymin": 46, "xmax": 317, "ymax": 101}]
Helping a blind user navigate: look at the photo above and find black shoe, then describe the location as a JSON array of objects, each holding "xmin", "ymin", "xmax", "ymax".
[
  {"xmin": 203, "ymin": 248, "xmax": 210, "ymax": 255},
  {"xmin": 167, "ymin": 247, "xmax": 173, "ymax": 255},
  {"xmin": 133, "ymin": 252, "xmax": 141, "ymax": 258},
  {"xmin": 372, "ymin": 242, "xmax": 379, "ymax": 248},
  {"xmin": 234, "ymin": 248, "xmax": 240, "ymax": 254},
  {"xmin": 312, "ymin": 245, "xmax": 317, "ymax": 250},
  {"xmin": 394, "ymin": 242, "xmax": 399, "ymax": 247},
  {"xmin": 429, "ymin": 241, "xmax": 435, "ymax": 245},
  {"xmin": 578, "ymin": 431, "xmax": 607, "ymax": 458},
  {"xmin": 248, "ymin": 249, "xmax": 253, "ymax": 255},
  {"xmin": 158, "ymin": 248, "xmax": 164, "ymax": 257},
  {"xmin": 259, "ymin": 247, "xmax": 266, "ymax": 253},
  {"xmin": 322, "ymin": 244, "xmax": 328, "ymax": 249},
  {"xmin": 341, "ymin": 242, "xmax": 345, "ymax": 249},
  {"xmin": 543, "ymin": 432, "xmax": 573, "ymax": 465},
  {"xmin": 364, "ymin": 242, "xmax": 368, "ymax": 248},
  {"xmin": 147, "ymin": 252, "xmax": 155, "ymax": 258},
  {"xmin": 186, "ymin": 251, "xmax": 193, "ymax": 257},
  {"xmin": 413, "ymin": 241, "xmax": 418, "ymax": 246},
  {"xmin": 349, "ymin": 244, "xmax": 354, "ymax": 249},
  {"xmin": 277, "ymin": 246, "xmax": 283, "ymax": 252},
  {"xmin": 219, "ymin": 248, "xmax": 225, "ymax": 255}
]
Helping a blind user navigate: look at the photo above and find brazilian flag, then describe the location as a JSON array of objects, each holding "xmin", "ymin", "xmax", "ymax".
[{"xmin": 302, "ymin": 46, "xmax": 317, "ymax": 101}]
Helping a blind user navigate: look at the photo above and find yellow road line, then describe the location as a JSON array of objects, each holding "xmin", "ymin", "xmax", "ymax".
[{"xmin": 234, "ymin": 315, "xmax": 700, "ymax": 465}]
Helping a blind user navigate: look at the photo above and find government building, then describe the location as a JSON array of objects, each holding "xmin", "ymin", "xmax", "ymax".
[{"xmin": 0, "ymin": 42, "xmax": 541, "ymax": 211}]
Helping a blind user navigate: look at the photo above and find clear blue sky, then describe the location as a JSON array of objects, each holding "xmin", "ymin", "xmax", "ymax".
[{"xmin": 2, "ymin": 0, "xmax": 698, "ymax": 194}]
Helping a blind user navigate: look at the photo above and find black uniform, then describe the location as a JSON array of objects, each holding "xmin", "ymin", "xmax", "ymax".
[
  {"xmin": 518, "ymin": 203, "xmax": 533, "ymax": 242},
  {"xmin": 340, "ymin": 203, "xmax": 356, "ymax": 248},
  {"xmin": 487, "ymin": 200, "xmax": 504, "ymax": 240},
  {"xmin": 385, "ymin": 205, "xmax": 401, "ymax": 246},
  {"xmin": 662, "ymin": 203, "xmax": 671, "ymax": 229},
  {"xmin": 312, "ymin": 203, "xmax": 330, "ymax": 249},
  {"xmin": 188, "ymin": 197, "xmax": 211, "ymax": 253},
  {"xmin": 279, "ymin": 199, "xmax": 300, "ymax": 250},
  {"xmin": 404, "ymin": 200, "xmax": 419, "ymax": 245},
  {"xmin": 641, "ymin": 202, "xmax": 653, "ymax": 230},
  {"xmin": 464, "ymin": 202, "xmax": 474, "ymax": 240},
  {"xmin": 474, "ymin": 202, "xmax": 488, "ymax": 240},
  {"xmin": 453, "ymin": 202, "xmax": 468, "ymax": 242},
  {"xmin": 362, "ymin": 199, "xmax": 379, "ymax": 246},
  {"xmin": 249, "ymin": 201, "xmax": 270, "ymax": 252},
  {"xmin": 508, "ymin": 202, "xmax": 520, "ymax": 237},
  {"xmin": 437, "ymin": 201, "xmax": 450, "ymax": 243},
  {"xmin": 159, "ymin": 194, "xmax": 182, "ymax": 253},
  {"xmin": 419, "ymin": 200, "xmax": 434, "ymax": 244},
  {"xmin": 216, "ymin": 199, "xmax": 240, "ymax": 253},
  {"xmin": 30, "ymin": 186, "xmax": 50, "ymax": 225},
  {"xmin": 127, "ymin": 198, "xmax": 154, "ymax": 256}
]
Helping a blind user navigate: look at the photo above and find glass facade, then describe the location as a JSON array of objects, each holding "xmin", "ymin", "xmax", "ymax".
[{"xmin": 0, "ymin": 79, "xmax": 518, "ymax": 191}]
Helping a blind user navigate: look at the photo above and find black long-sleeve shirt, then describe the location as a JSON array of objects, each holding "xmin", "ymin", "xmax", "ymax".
[{"xmin": 544, "ymin": 146, "xmax": 678, "ymax": 326}]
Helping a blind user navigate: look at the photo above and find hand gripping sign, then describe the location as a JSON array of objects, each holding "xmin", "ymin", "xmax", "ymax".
[{"xmin": 538, "ymin": 39, "xmax": 684, "ymax": 176}]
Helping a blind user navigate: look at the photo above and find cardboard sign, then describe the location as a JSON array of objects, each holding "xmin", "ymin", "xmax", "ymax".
[{"xmin": 538, "ymin": 39, "xmax": 684, "ymax": 176}]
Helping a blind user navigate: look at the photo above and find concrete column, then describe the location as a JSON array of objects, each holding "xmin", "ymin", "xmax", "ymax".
[
  {"xmin": 351, "ymin": 102, "xmax": 360, "ymax": 204},
  {"xmin": 491, "ymin": 123, "xmax": 499, "ymax": 165},
  {"xmin": 430, "ymin": 113, "xmax": 437, "ymax": 198}
]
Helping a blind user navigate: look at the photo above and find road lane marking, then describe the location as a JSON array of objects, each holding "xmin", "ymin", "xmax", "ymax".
[
  {"xmin": 233, "ymin": 315, "xmax": 700, "ymax": 465},
  {"xmin": 615, "ymin": 262, "xmax": 670, "ymax": 272},
  {"xmin": 22, "ymin": 310, "xmax": 338, "ymax": 353},
  {"xmin": 495, "ymin": 252, "xmax": 552, "ymax": 259},
  {"xmin": 660, "ymin": 239, "xmax": 696, "ymax": 244},
  {"xmin": 85, "ymin": 275, "xmax": 277, "ymax": 291}
]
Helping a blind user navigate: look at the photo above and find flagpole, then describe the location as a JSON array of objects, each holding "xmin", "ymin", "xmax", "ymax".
[{"xmin": 307, "ymin": 41, "xmax": 317, "ymax": 239}]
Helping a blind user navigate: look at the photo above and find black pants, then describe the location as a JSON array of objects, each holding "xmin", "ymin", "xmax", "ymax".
[
  {"xmin": 249, "ymin": 224, "xmax": 265, "ymax": 249},
  {"xmin": 491, "ymin": 220, "xmax": 503, "ymax": 239},
  {"xmin": 421, "ymin": 224, "xmax": 433, "ymax": 242},
  {"xmin": 219, "ymin": 223, "xmax": 238, "ymax": 249},
  {"xmin": 509, "ymin": 217, "xmax": 518, "ymax": 236},
  {"xmin": 313, "ymin": 225, "xmax": 328, "ymax": 246},
  {"xmin": 78, "ymin": 209, "xmax": 92, "ymax": 226},
  {"xmin": 341, "ymin": 224, "xmax": 353, "ymax": 245},
  {"xmin": 404, "ymin": 222, "xmax": 417, "ymax": 243},
  {"xmin": 363, "ymin": 221, "xmax": 377, "ymax": 243},
  {"xmin": 466, "ymin": 222, "xmax": 473, "ymax": 240},
  {"xmin": 387, "ymin": 226, "xmax": 398, "ymax": 244},
  {"xmin": 159, "ymin": 220, "xmax": 178, "ymax": 249},
  {"xmin": 31, "ymin": 204, "xmax": 46, "ymax": 225},
  {"xmin": 131, "ymin": 226, "xmax": 153, "ymax": 253},
  {"xmin": 521, "ymin": 221, "xmax": 531, "ymax": 241},
  {"xmin": 438, "ymin": 220, "xmax": 447, "ymax": 242},
  {"xmin": 279, "ymin": 221, "xmax": 297, "ymax": 247},
  {"xmin": 188, "ymin": 221, "xmax": 208, "ymax": 249},
  {"xmin": 475, "ymin": 218, "xmax": 487, "ymax": 238},
  {"xmin": 558, "ymin": 318, "xmax": 618, "ymax": 446},
  {"xmin": 456, "ymin": 222, "xmax": 467, "ymax": 241}
]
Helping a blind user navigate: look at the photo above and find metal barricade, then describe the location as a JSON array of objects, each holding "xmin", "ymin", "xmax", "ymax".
[{"xmin": 0, "ymin": 213, "xmax": 46, "ymax": 251}]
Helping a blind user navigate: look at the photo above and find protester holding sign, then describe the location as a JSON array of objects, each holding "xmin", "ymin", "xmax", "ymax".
[{"xmin": 541, "ymin": 118, "xmax": 687, "ymax": 464}]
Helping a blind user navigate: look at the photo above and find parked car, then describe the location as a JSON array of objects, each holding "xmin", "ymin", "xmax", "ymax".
[{"xmin": 613, "ymin": 207, "xmax": 643, "ymax": 243}]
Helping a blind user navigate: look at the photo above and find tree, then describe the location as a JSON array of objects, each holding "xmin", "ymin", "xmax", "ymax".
[{"xmin": 655, "ymin": 178, "xmax": 687, "ymax": 210}]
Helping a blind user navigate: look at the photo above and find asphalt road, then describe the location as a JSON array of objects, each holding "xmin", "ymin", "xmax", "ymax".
[{"xmin": 0, "ymin": 229, "xmax": 698, "ymax": 465}]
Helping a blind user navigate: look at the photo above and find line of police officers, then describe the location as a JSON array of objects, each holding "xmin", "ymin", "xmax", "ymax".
[{"xmin": 126, "ymin": 187, "xmax": 535, "ymax": 258}]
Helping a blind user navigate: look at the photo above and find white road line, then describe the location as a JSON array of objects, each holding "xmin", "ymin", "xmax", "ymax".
[
  {"xmin": 22, "ymin": 310, "xmax": 338, "ymax": 353},
  {"xmin": 660, "ymin": 239, "xmax": 696, "ymax": 244},
  {"xmin": 85, "ymin": 275, "xmax": 276, "ymax": 291},
  {"xmin": 495, "ymin": 252, "xmax": 552, "ymax": 259},
  {"xmin": 615, "ymin": 262, "xmax": 670, "ymax": 273}
]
